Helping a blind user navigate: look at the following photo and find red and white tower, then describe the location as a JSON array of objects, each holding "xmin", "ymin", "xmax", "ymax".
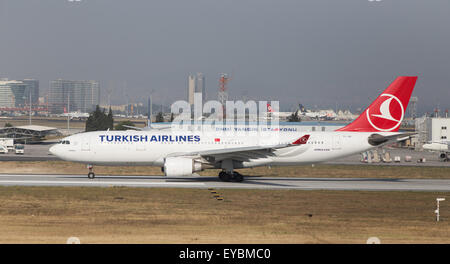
[{"xmin": 218, "ymin": 73, "xmax": 230, "ymax": 119}]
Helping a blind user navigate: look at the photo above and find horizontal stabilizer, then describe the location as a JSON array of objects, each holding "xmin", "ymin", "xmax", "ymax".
[{"xmin": 368, "ymin": 132, "xmax": 416, "ymax": 146}]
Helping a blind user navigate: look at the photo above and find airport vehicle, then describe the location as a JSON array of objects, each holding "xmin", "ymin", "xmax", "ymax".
[
  {"xmin": 0, "ymin": 145, "xmax": 8, "ymax": 154},
  {"xmin": 422, "ymin": 141, "xmax": 449, "ymax": 161},
  {"xmin": 0, "ymin": 138, "xmax": 14, "ymax": 151},
  {"xmin": 50, "ymin": 76, "xmax": 417, "ymax": 181},
  {"xmin": 14, "ymin": 144, "xmax": 25, "ymax": 155}
]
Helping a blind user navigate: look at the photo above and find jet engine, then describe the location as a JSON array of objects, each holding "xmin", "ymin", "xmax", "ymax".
[
  {"xmin": 163, "ymin": 157, "xmax": 203, "ymax": 177},
  {"xmin": 439, "ymin": 152, "xmax": 449, "ymax": 162}
]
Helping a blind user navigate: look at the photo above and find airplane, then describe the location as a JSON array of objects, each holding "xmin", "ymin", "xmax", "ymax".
[
  {"xmin": 298, "ymin": 104, "xmax": 337, "ymax": 120},
  {"xmin": 58, "ymin": 108, "xmax": 90, "ymax": 120},
  {"xmin": 50, "ymin": 76, "xmax": 418, "ymax": 182},
  {"xmin": 263, "ymin": 103, "xmax": 292, "ymax": 120},
  {"xmin": 422, "ymin": 141, "xmax": 449, "ymax": 161}
]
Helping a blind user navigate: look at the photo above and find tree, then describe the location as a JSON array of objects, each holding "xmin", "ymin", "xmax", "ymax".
[
  {"xmin": 115, "ymin": 120, "xmax": 135, "ymax": 131},
  {"xmin": 155, "ymin": 112, "xmax": 164, "ymax": 123},
  {"xmin": 287, "ymin": 110, "xmax": 301, "ymax": 122},
  {"xmin": 85, "ymin": 105, "xmax": 114, "ymax": 131},
  {"xmin": 4, "ymin": 122, "xmax": 13, "ymax": 127},
  {"xmin": 107, "ymin": 107, "xmax": 114, "ymax": 130}
]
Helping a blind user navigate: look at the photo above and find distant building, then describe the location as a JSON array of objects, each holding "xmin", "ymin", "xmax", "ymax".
[
  {"xmin": 38, "ymin": 96, "xmax": 46, "ymax": 105},
  {"xmin": 187, "ymin": 73, "xmax": 206, "ymax": 107},
  {"xmin": 0, "ymin": 80, "xmax": 28, "ymax": 108},
  {"xmin": 425, "ymin": 118, "xmax": 450, "ymax": 142},
  {"xmin": 22, "ymin": 79, "xmax": 39, "ymax": 106},
  {"xmin": 414, "ymin": 117, "xmax": 450, "ymax": 149},
  {"xmin": 100, "ymin": 104, "xmax": 127, "ymax": 112},
  {"xmin": 187, "ymin": 75, "xmax": 196, "ymax": 105},
  {"xmin": 49, "ymin": 79, "xmax": 100, "ymax": 114},
  {"xmin": 196, "ymin": 73, "xmax": 206, "ymax": 105}
]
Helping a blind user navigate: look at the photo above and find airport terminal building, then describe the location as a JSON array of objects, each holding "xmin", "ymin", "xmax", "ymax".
[
  {"xmin": 415, "ymin": 117, "xmax": 450, "ymax": 149},
  {"xmin": 0, "ymin": 125, "xmax": 60, "ymax": 143}
]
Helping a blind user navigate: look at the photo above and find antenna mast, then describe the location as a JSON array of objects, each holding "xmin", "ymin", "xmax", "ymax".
[{"xmin": 218, "ymin": 73, "xmax": 230, "ymax": 119}]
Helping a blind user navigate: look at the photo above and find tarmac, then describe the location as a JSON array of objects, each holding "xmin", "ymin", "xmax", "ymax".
[
  {"xmin": 0, "ymin": 143, "xmax": 449, "ymax": 191},
  {"xmin": 0, "ymin": 174, "xmax": 449, "ymax": 192},
  {"xmin": 0, "ymin": 142, "xmax": 58, "ymax": 161},
  {"xmin": 327, "ymin": 147, "xmax": 450, "ymax": 167}
]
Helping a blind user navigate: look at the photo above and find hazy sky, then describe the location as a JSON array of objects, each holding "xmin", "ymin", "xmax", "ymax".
[{"xmin": 1, "ymin": 0, "xmax": 449, "ymax": 114}]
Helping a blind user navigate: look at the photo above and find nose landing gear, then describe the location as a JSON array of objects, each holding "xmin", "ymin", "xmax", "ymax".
[{"xmin": 87, "ymin": 164, "xmax": 95, "ymax": 179}]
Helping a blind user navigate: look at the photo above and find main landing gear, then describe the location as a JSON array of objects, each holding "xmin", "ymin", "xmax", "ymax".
[
  {"xmin": 87, "ymin": 164, "xmax": 95, "ymax": 179},
  {"xmin": 218, "ymin": 171, "xmax": 244, "ymax": 182}
]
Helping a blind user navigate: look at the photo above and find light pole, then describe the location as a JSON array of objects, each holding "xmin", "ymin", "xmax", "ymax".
[
  {"xmin": 29, "ymin": 88, "xmax": 32, "ymax": 125},
  {"xmin": 67, "ymin": 92, "xmax": 70, "ymax": 132},
  {"xmin": 435, "ymin": 198, "xmax": 445, "ymax": 222}
]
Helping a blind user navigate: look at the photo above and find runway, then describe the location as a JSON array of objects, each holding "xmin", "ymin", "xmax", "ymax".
[{"xmin": 0, "ymin": 174, "xmax": 449, "ymax": 192}]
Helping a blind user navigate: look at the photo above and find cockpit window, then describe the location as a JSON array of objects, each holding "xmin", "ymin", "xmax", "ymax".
[{"xmin": 59, "ymin": 140, "xmax": 71, "ymax": 145}]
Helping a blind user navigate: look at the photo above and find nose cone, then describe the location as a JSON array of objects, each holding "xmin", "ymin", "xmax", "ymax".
[{"xmin": 49, "ymin": 144, "xmax": 59, "ymax": 156}]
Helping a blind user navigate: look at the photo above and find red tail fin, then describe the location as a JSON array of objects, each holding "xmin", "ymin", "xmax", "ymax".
[
  {"xmin": 292, "ymin": 134, "xmax": 310, "ymax": 145},
  {"xmin": 337, "ymin": 76, "xmax": 417, "ymax": 132},
  {"xmin": 267, "ymin": 103, "xmax": 273, "ymax": 113}
]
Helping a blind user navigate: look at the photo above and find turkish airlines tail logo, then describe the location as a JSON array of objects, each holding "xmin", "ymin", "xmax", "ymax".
[
  {"xmin": 366, "ymin": 93, "xmax": 404, "ymax": 131},
  {"xmin": 370, "ymin": 97, "xmax": 400, "ymax": 122},
  {"xmin": 337, "ymin": 76, "xmax": 417, "ymax": 132}
]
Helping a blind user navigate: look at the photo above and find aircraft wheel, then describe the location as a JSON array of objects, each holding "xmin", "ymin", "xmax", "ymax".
[
  {"xmin": 218, "ymin": 171, "xmax": 231, "ymax": 182},
  {"xmin": 232, "ymin": 172, "xmax": 244, "ymax": 182},
  {"xmin": 439, "ymin": 153, "xmax": 448, "ymax": 162},
  {"xmin": 88, "ymin": 172, "xmax": 95, "ymax": 179}
]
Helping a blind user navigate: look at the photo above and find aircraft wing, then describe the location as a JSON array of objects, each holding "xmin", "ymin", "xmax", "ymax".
[
  {"xmin": 168, "ymin": 144, "xmax": 289, "ymax": 157},
  {"xmin": 122, "ymin": 125, "xmax": 171, "ymax": 131},
  {"xmin": 167, "ymin": 135, "xmax": 310, "ymax": 161},
  {"xmin": 122, "ymin": 125, "xmax": 141, "ymax": 130},
  {"xmin": 368, "ymin": 132, "xmax": 416, "ymax": 146}
]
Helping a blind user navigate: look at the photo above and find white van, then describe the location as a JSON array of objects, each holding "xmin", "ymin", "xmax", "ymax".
[{"xmin": 15, "ymin": 144, "xmax": 24, "ymax": 155}]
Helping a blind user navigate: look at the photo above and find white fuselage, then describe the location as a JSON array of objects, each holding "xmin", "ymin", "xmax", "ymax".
[
  {"xmin": 49, "ymin": 127, "xmax": 392, "ymax": 168},
  {"xmin": 423, "ymin": 142, "xmax": 449, "ymax": 152}
]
